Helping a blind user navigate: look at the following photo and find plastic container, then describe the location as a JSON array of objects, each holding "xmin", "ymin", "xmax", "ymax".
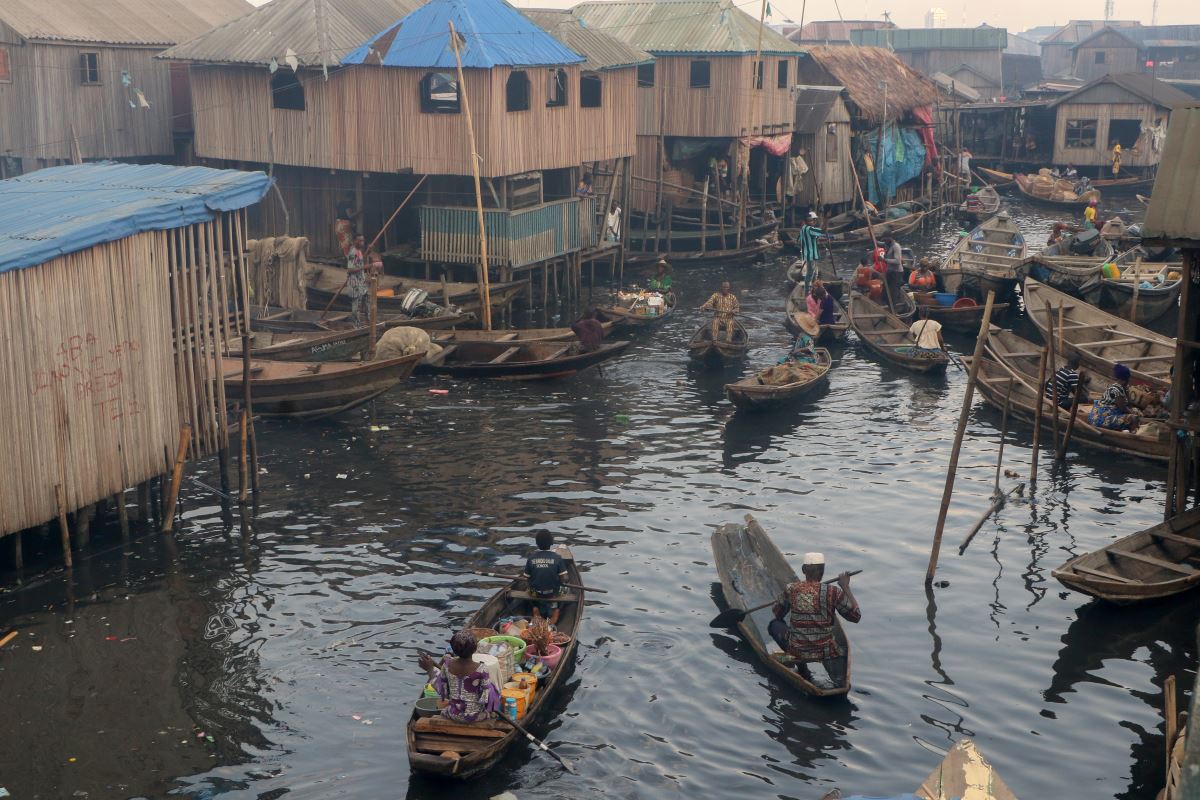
[
  {"xmin": 511, "ymin": 671, "xmax": 539, "ymax": 697},
  {"xmin": 536, "ymin": 643, "xmax": 564, "ymax": 671},
  {"xmin": 1102, "ymin": 262, "xmax": 1121, "ymax": 280},
  {"xmin": 502, "ymin": 687, "xmax": 528, "ymax": 719},
  {"xmin": 415, "ymin": 697, "xmax": 440, "ymax": 718},
  {"xmin": 933, "ymin": 292, "xmax": 958, "ymax": 307},
  {"xmin": 504, "ymin": 696, "xmax": 519, "ymax": 722},
  {"xmin": 868, "ymin": 279, "xmax": 883, "ymax": 301},
  {"xmin": 952, "ymin": 297, "xmax": 978, "ymax": 309}
]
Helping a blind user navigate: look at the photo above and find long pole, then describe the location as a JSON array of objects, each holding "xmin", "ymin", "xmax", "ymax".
[
  {"xmin": 448, "ymin": 21, "xmax": 492, "ymax": 330},
  {"xmin": 993, "ymin": 378, "xmax": 1014, "ymax": 495},
  {"xmin": 1044, "ymin": 301, "xmax": 1061, "ymax": 451},
  {"xmin": 367, "ymin": 174, "xmax": 428, "ymax": 253},
  {"xmin": 1030, "ymin": 347, "xmax": 1048, "ymax": 484},
  {"xmin": 1057, "ymin": 380, "xmax": 1085, "ymax": 461},
  {"xmin": 926, "ymin": 290, "xmax": 997, "ymax": 585}
]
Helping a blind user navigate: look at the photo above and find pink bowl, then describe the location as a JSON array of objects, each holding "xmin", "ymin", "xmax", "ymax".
[{"xmin": 536, "ymin": 643, "xmax": 563, "ymax": 670}]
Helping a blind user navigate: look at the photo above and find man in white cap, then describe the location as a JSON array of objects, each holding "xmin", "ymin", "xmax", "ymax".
[{"xmin": 769, "ymin": 552, "xmax": 860, "ymax": 686}]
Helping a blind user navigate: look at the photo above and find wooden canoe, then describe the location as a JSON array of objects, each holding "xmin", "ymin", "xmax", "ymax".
[
  {"xmin": 976, "ymin": 166, "xmax": 1015, "ymax": 185},
  {"xmin": 914, "ymin": 739, "xmax": 1019, "ymax": 800},
  {"xmin": 1098, "ymin": 248, "xmax": 1182, "ymax": 325},
  {"xmin": 1051, "ymin": 507, "xmax": 1200, "ymax": 603},
  {"xmin": 595, "ymin": 292, "xmax": 676, "ymax": 328},
  {"xmin": 711, "ymin": 514, "xmax": 851, "ymax": 697},
  {"xmin": 407, "ymin": 548, "xmax": 583, "ymax": 779},
  {"xmin": 944, "ymin": 214, "xmax": 1028, "ymax": 302},
  {"xmin": 976, "ymin": 327, "xmax": 1171, "ymax": 463},
  {"xmin": 416, "ymin": 339, "xmax": 630, "ymax": 380},
  {"xmin": 958, "ymin": 185, "xmax": 1001, "ymax": 224},
  {"xmin": 785, "ymin": 284, "xmax": 847, "ymax": 342},
  {"xmin": 784, "ymin": 257, "xmax": 844, "ymax": 301},
  {"xmin": 912, "ymin": 293, "xmax": 1009, "ymax": 333},
  {"xmin": 307, "ymin": 264, "xmax": 527, "ymax": 315},
  {"xmin": 687, "ymin": 316, "xmax": 749, "ymax": 365},
  {"xmin": 226, "ymin": 328, "xmax": 370, "ymax": 362},
  {"xmin": 221, "ymin": 353, "xmax": 421, "ymax": 419},
  {"xmin": 622, "ymin": 237, "xmax": 779, "ymax": 268},
  {"xmin": 1091, "ymin": 173, "xmax": 1156, "ymax": 191},
  {"xmin": 725, "ymin": 349, "xmax": 832, "ymax": 411},
  {"xmin": 1024, "ymin": 279, "xmax": 1173, "ymax": 390},
  {"xmin": 824, "ymin": 210, "xmax": 925, "ymax": 249},
  {"xmin": 1014, "ymin": 173, "xmax": 1101, "ymax": 209},
  {"xmin": 848, "ymin": 293, "xmax": 948, "ymax": 373},
  {"xmin": 1022, "ymin": 232, "xmax": 1113, "ymax": 301},
  {"xmin": 432, "ymin": 321, "xmax": 615, "ymax": 345},
  {"xmin": 250, "ymin": 305, "xmax": 351, "ymax": 332}
]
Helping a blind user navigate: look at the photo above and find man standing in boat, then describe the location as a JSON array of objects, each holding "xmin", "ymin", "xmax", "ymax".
[
  {"xmin": 700, "ymin": 281, "xmax": 740, "ymax": 342},
  {"xmin": 881, "ymin": 234, "xmax": 905, "ymax": 315},
  {"xmin": 522, "ymin": 530, "xmax": 569, "ymax": 626},
  {"xmin": 769, "ymin": 553, "xmax": 860, "ymax": 686}
]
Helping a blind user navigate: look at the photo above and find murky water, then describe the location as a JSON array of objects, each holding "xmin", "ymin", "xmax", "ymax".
[{"xmin": 2, "ymin": 196, "xmax": 1190, "ymax": 800}]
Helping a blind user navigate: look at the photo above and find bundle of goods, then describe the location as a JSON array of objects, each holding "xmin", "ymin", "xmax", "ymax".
[
  {"xmin": 757, "ymin": 362, "xmax": 822, "ymax": 386},
  {"xmin": 615, "ymin": 290, "xmax": 668, "ymax": 316}
]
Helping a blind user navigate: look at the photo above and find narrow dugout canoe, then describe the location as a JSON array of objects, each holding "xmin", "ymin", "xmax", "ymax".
[
  {"xmin": 1024, "ymin": 279, "xmax": 1173, "ymax": 391},
  {"xmin": 1098, "ymin": 248, "xmax": 1182, "ymax": 325},
  {"xmin": 622, "ymin": 238, "xmax": 779, "ymax": 268},
  {"xmin": 307, "ymin": 265, "xmax": 527, "ymax": 315},
  {"xmin": 416, "ymin": 339, "xmax": 630, "ymax": 380},
  {"xmin": 222, "ymin": 353, "xmax": 421, "ymax": 419},
  {"xmin": 226, "ymin": 328, "xmax": 370, "ymax": 362},
  {"xmin": 1051, "ymin": 507, "xmax": 1200, "ymax": 604},
  {"xmin": 250, "ymin": 304, "xmax": 472, "ymax": 333},
  {"xmin": 711, "ymin": 514, "xmax": 851, "ymax": 697},
  {"xmin": 785, "ymin": 283, "xmax": 847, "ymax": 342},
  {"xmin": 848, "ymin": 293, "xmax": 948, "ymax": 373},
  {"xmin": 407, "ymin": 549, "xmax": 583, "ymax": 779},
  {"xmin": 958, "ymin": 184, "xmax": 1001, "ymax": 224},
  {"xmin": 914, "ymin": 739, "xmax": 1019, "ymax": 800},
  {"xmin": 687, "ymin": 316, "xmax": 748, "ymax": 365},
  {"xmin": 431, "ymin": 321, "xmax": 615, "ymax": 345},
  {"xmin": 944, "ymin": 214, "xmax": 1028, "ymax": 302},
  {"xmin": 595, "ymin": 292, "xmax": 676, "ymax": 328},
  {"xmin": 724, "ymin": 349, "xmax": 832, "ymax": 411}
]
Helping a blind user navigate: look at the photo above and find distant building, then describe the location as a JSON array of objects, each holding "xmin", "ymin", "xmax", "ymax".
[
  {"xmin": 1039, "ymin": 20, "xmax": 1140, "ymax": 78},
  {"xmin": 852, "ymin": 28, "xmax": 1007, "ymax": 99},
  {"xmin": 788, "ymin": 19, "xmax": 894, "ymax": 47},
  {"xmin": 1071, "ymin": 25, "xmax": 1200, "ymax": 82},
  {"xmin": 925, "ymin": 8, "xmax": 948, "ymax": 29}
]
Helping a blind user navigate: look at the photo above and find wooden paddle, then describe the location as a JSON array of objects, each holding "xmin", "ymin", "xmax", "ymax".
[
  {"xmin": 470, "ymin": 569, "xmax": 607, "ymax": 594},
  {"xmin": 494, "ymin": 713, "xmax": 577, "ymax": 774},
  {"xmin": 708, "ymin": 570, "xmax": 862, "ymax": 628}
]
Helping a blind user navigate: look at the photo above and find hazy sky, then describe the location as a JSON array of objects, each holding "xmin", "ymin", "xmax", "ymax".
[{"xmin": 248, "ymin": 0, "xmax": 1195, "ymax": 38}]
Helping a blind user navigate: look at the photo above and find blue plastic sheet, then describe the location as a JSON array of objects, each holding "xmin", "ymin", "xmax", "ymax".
[{"xmin": 860, "ymin": 125, "xmax": 927, "ymax": 206}]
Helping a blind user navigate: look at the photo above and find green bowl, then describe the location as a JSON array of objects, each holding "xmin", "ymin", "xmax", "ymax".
[{"xmin": 415, "ymin": 697, "xmax": 440, "ymax": 718}]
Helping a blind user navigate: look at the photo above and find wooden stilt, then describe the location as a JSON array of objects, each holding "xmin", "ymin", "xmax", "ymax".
[
  {"xmin": 54, "ymin": 484, "xmax": 72, "ymax": 569},
  {"xmin": 239, "ymin": 410, "xmax": 249, "ymax": 503},
  {"xmin": 115, "ymin": 491, "xmax": 130, "ymax": 544},
  {"xmin": 1030, "ymin": 347, "xmax": 1048, "ymax": 484},
  {"xmin": 73, "ymin": 504, "xmax": 92, "ymax": 550},
  {"xmin": 1044, "ymin": 301, "xmax": 1061, "ymax": 451},
  {"xmin": 137, "ymin": 481, "xmax": 151, "ymax": 526},
  {"xmin": 993, "ymin": 378, "xmax": 1015, "ymax": 495},
  {"xmin": 162, "ymin": 423, "xmax": 193, "ymax": 533},
  {"xmin": 12, "ymin": 530, "xmax": 23, "ymax": 570}
]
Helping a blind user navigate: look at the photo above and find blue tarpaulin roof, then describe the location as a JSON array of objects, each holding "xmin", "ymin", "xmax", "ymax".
[
  {"xmin": 343, "ymin": 0, "xmax": 584, "ymax": 68},
  {"xmin": 0, "ymin": 162, "xmax": 271, "ymax": 275}
]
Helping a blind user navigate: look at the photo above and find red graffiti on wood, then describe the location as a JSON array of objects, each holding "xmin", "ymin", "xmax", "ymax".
[{"xmin": 31, "ymin": 333, "xmax": 145, "ymax": 421}]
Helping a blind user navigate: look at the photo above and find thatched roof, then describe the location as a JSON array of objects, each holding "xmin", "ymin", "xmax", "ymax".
[{"xmin": 799, "ymin": 46, "xmax": 938, "ymax": 124}]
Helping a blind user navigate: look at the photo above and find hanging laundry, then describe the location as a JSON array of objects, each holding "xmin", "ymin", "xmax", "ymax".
[
  {"xmin": 135, "ymin": 90, "xmax": 150, "ymax": 109},
  {"xmin": 284, "ymin": 48, "xmax": 300, "ymax": 72},
  {"xmin": 269, "ymin": 56, "xmax": 279, "ymax": 74},
  {"xmin": 121, "ymin": 70, "xmax": 132, "ymax": 87}
]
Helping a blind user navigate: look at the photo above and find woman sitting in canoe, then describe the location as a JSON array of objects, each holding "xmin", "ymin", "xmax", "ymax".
[
  {"xmin": 648, "ymin": 260, "xmax": 673, "ymax": 293},
  {"xmin": 783, "ymin": 314, "xmax": 821, "ymax": 365},
  {"xmin": 908, "ymin": 258, "xmax": 937, "ymax": 291},
  {"xmin": 418, "ymin": 630, "xmax": 502, "ymax": 724},
  {"xmin": 1086, "ymin": 363, "xmax": 1141, "ymax": 432}
]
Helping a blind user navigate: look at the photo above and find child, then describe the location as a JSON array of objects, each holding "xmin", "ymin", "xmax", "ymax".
[{"xmin": 522, "ymin": 531, "xmax": 569, "ymax": 625}]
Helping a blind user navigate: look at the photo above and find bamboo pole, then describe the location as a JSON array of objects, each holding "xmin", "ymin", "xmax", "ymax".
[
  {"xmin": 993, "ymin": 378, "xmax": 1014, "ymax": 495},
  {"xmin": 1165, "ymin": 674, "xmax": 1178, "ymax": 784},
  {"xmin": 1044, "ymin": 300, "xmax": 1061, "ymax": 451},
  {"xmin": 1057, "ymin": 380, "xmax": 1085, "ymax": 461},
  {"xmin": 926, "ymin": 290, "xmax": 997, "ymax": 585},
  {"xmin": 161, "ymin": 423, "xmax": 192, "ymax": 533},
  {"xmin": 700, "ymin": 176, "xmax": 710, "ymax": 256},
  {"xmin": 1030, "ymin": 347, "xmax": 1049, "ymax": 484},
  {"xmin": 367, "ymin": 175, "xmax": 428, "ymax": 253},
  {"xmin": 448, "ymin": 21, "xmax": 493, "ymax": 331},
  {"xmin": 54, "ymin": 483, "xmax": 72, "ymax": 568},
  {"xmin": 368, "ymin": 273, "xmax": 379, "ymax": 360},
  {"xmin": 1130, "ymin": 254, "xmax": 1143, "ymax": 323},
  {"xmin": 238, "ymin": 410, "xmax": 249, "ymax": 503}
]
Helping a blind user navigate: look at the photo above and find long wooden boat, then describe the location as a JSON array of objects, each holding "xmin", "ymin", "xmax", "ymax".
[
  {"xmin": 976, "ymin": 327, "xmax": 1171, "ymax": 463},
  {"xmin": 1099, "ymin": 248, "xmax": 1182, "ymax": 325},
  {"xmin": 958, "ymin": 185, "xmax": 1001, "ymax": 224},
  {"xmin": 945, "ymin": 214, "xmax": 1028, "ymax": 301},
  {"xmin": 623, "ymin": 237, "xmax": 779, "ymax": 268},
  {"xmin": 226, "ymin": 328, "xmax": 370, "ymax": 362},
  {"xmin": 785, "ymin": 283, "xmax": 847, "ymax": 342},
  {"xmin": 416, "ymin": 339, "xmax": 630, "ymax": 380},
  {"xmin": 595, "ymin": 291, "xmax": 676, "ymax": 328},
  {"xmin": 1024, "ymin": 279, "xmax": 1173, "ymax": 390},
  {"xmin": 431, "ymin": 322, "xmax": 615, "ymax": 345},
  {"xmin": 976, "ymin": 166, "xmax": 1015, "ymax": 185},
  {"xmin": 249, "ymin": 304, "xmax": 470, "ymax": 333},
  {"xmin": 1014, "ymin": 173, "xmax": 1101, "ymax": 209},
  {"xmin": 711, "ymin": 514, "xmax": 851, "ymax": 697},
  {"xmin": 1023, "ymin": 232, "xmax": 1113, "ymax": 301},
  {"xmin": 785, "ymin": 257, "xmax": 844, "ymax": 301},
  {"xmin": 406, "ymin": 548, "xmax": 583, "ymax": 779},
  {"xmin": 848, "ymin": 293, "xmax": 948, "ymax": 373},
  {"xmin": 308, "ymin": 264, "xmax": 527, "ymax": 315},
  {"xmin": 824, "ymin": 210, "xmax": 925, "ymax": 249},
  {"xmin": 687, "ymin": 317, "xmax": 748, "ymax": 365},
  {"xmin": 724, "ymin": 349, "xmax": 832, "ymax": 411},
  {"xmin": 912, "ymin": 293, "xmax": 1009, "ymax": 333},
  {"xmin": 914, "ymin": 740, "xmax": 1019, "ymax": 800},
  {"xmin": 1092, "ymin": 173, "xmax": 1156, "ymax": 191},
  {"xmin": 222, "ymin": 353, "xmax": 421, "ymax": 419},
  {"xmin": 1051, "ymin": 507, "xmax": 1200, "ymax": 603}
]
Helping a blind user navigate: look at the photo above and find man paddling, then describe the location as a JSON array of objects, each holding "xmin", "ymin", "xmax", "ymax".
[
  {"xmin": 768, "ymin": 553, "xmax": 860, "ymax": 686},
  {"xmin": 522, "ymin": 531, "xmax": 569, "ymax": 626}
]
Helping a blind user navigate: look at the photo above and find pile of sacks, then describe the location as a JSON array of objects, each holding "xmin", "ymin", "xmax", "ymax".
[
  {"xmin": 374, "ymin": 326, "xmax": 441, "ymax": 360},
  {"xmin": 758, "ymin": 362, "xmax": 822, "ymax": 386}
]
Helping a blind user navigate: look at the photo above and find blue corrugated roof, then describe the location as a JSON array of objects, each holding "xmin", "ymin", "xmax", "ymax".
[
  {"xmin": 0, "ymin": 162, "xmax": 271, "ymax": 275},
  {"xmin": 343, "ymin": 0, "xmax": 584, "ymax": 68}
]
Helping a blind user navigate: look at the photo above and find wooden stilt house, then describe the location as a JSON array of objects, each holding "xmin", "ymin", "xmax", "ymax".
[
  {"xmin": 571, "ymin": 0, "xmax": 801, "ymax": 260},
  {"xmin": 0, "ymin": 162, "xmax": 269, "ymax": 564}
]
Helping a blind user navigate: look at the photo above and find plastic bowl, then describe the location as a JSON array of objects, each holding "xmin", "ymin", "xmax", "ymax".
[
  {"xmin": 952, "ymin": 297, "xmax": 979, "ymax": 309},
  {"xmin": 933, "ymin": 292, "xmax": 958, "ymax": 307},
  {"xmin": 415, "ymin": 697, "xmax": 440, "ymax": 718},
  {"xmin": 479, "ymin": 635, "xmax": 528, "ymax": 663},
  {"xmin": 536, "ymin": 643, "xmax": 564, "ymax": 670}
]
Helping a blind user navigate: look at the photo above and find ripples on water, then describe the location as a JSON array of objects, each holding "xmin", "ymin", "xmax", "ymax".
[{"xmin": 0, "ymin": 198, "xmax": 1191, "ymax": 800}]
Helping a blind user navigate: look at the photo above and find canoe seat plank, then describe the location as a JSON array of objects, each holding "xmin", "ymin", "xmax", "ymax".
[
  {"xmin": 1070, "ymin": 564, "xmax": 1138, "ymax": 583},
  {"xmin": 1075, "ymin": 337, "xmax": 1143, "ymax": 349},
  {"xmin": 497, "ymin": 333, "xmax": 519, "ymax": 341},
  {"xmin": 413, "ymin": 718, "xmax": 507, "ymax": 738},
  {"xmin": 431, "ymin": 344, "xmax": 457, "ymax": 364},
  {"xmin": 1106, "ymin": 549, "xmax": 1198, "ymax": 575},
  {"xmin": 543, "ymin": 345, "xmax": 571, "ymax": 360},
  {"xmin": 489, "ymin": 347, "xmax": 522, "ymax": 364},
  {"xmin": 414, "ymin": 735, "xmax": 496, "ymax": 754},
  {"xmin": 1148, "ymin": 531, "xmax": 1200, "ymax": 549},
  {"xmin": 505, "ymin": 590, "xmax": 580, "ymax": 603}
]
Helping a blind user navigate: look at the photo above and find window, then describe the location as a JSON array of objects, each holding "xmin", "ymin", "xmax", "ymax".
[
  {"xmin": 1109, "ymin": 119, "xmax": 1142, "ymax": 147},
  {"xmin": 0, "ymin": 47, "xmax": 10, "ymax": 83},
  {"xmin": 777, "ymin": 59, "xmax": 788, "ymax": 89},
  {"xmin": 580, "ymin": 72, "xmax": 602, "ymax": 108},
  {"xmin": 1095, "ymin": 51, "xmax": 1106, "ymax": 64},
  {"xmin": 420, "ymin": 71, "xmax": 459, "ymax": 114},
  {"xmin": 825, "ymin": 124, "xmax": 838, "ymax": 161},
  {"xmin": 637, "ymin": 62, "xmax": 655, "ymax": 87},
  {"xmin": 1065, "ymin": 118, "xmax": 1098, "ymax": 149},
  {"xmin": 546, "ymin": 68, "xmax": 567, "ymax": 107},
  {"xmin": 271, "ymin": 70, "xmax": 305, "ymax": 110},
  {"xmin": 79, "ymin": 52, "xmax": 100, "ymax": 85},
  {"xmin": 752, "ymin": 59, "xmax": 764, "ymax": 90},
  {"xmin": 506, "ymin": 70, "xmax": 530, "ymax": 112},
  {"xmin": 690, "ymin": 59, "xmax": 710, "ymax": 88}
]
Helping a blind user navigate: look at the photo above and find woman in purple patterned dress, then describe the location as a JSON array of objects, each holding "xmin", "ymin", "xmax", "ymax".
[{"xmin": 418, "ymin": 630, "xmax": 500, "ymax": 723}]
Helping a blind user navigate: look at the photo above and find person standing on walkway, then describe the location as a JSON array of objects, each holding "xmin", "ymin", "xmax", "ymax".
[{"xmin": 882, "ymin": 234, "xmax": 905, "ymax": 314}]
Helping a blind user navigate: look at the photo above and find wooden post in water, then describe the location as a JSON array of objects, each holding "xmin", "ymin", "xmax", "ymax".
[
  {"xmin": 1058, "ymin": 381, "xmax": 1085, "ymax": 461},
  {"xmin": 993, "ymin": 378, "xmax": 1014, "ymax": 495},
  {"xmin": 240, "ymin": 333, "xmax": 259, "ymax": 499},
  {"xmin": 115, "ymin": 491, "xmax": 130, "ymax": 544},
  {"xmin": 700, "ymin": 176, "xmax": 710, "ymax": 255},
  {"xmin": 1030, "ymin": 347, "xmax": 1049, "ymax": 484},
  {"xmin": 162, "ymin": 423, "xmax": 192, "ymax": 533},
  {"xmin": 54, "ymin": 484, "xmax": 72, "ymax": 568},
  {"xmin": 1165, "ymin": 674, "xmax": 1178, "ymax": 783},
  {"xmin": 926, "ymin": 290, "xmax": 996, "ymax": 585},
  {"xmin": 1044, "ymin": 301, "xmax": 1061, "ymax": 451},
  {"xmin": 238, "ymin": 410, "xmax": 249, "ymax": 503},
  {"xmin": 1130, "ymin": 255, "xmax": 1143, "ymax": 323},
  {"xmin": 368, "ymin": 273, "xmax": 379, "ymax": 360},
  {"xmin": 448, "ymin": 20, "xmax": 492, "ymax": 330}
]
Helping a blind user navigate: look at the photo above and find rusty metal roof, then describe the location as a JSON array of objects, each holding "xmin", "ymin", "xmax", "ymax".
[
  {"xmin": 523, "ymin": 9, "xmax": 651, "ymax": 71},
  {"xmin": 793, "ymin": 85, "xmax": 843, "ymax": 132},
  {"xmin": 1049, "ymin": 73, "xmax": 1193, "ymax": 109},
  {"xmin": 0, "ymin": 0, "xmax": 251, "ymax": 47},
  {"xmin": 161, "ymin": 0, "xmax": 421, "ymax": 67},
  {"xmin": 1142, "ymin": 102, "xmax": 1200, "ymax": 243},
  {"xmin": 571, "ymin": 0, "xmax": 801, "ymax": 56}
]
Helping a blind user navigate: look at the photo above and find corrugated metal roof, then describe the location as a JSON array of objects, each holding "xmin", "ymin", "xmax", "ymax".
[
  {"xmin": 1070, "ymin": 26, "xmax": 1140, "ymax": 51},
  {"xmin": 161, "ymin": 0, "xmax": 422, "ymax": 68},
  {"xmin": 1041, "ymin": 19, "xmax": 1140, "ymax": 45},
  {"xmin": 793, "ymin": 85, "xmax": 842, "ymax": 132},
  {"xmin": 1050, "ymin": 73, "xmax": 1193, "ymax": 108},
  {"xmin": 852, "ymin": 27, "xmax": 1007, "ymax": 51},
  {"xmin": 929, "ymin": 72, "xmax": 982, "ymax": 102},
  {"xmin": 789, "ymin": 19, "xmax": 893, "ymax": 45},
  {"xmin": 522, "ymin": 9, "xmax": 651, "ymax": 71},
  {"xmin": 1142, "ymin": 102, "xmax": 1200, "ymax": 241},
  {"xmin": 571, "ymin": 0, "xmax": 801, "ymax": 56},
  {"xmin": 343, "ymin": 0, "xmax": 583, "ymax": 68},
  {"xmin": 0, "ymin": 0, "xmax": 251, "ymax": 47},
  {"xmin": 0, "ymin": 163, "xmax": 271, "ymax": 275}
]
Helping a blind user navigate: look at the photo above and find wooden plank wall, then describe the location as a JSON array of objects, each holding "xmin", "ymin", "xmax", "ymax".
[
  {"xmin": 0, "ymin": 35, "xmax": 176, "ymax": 165},
  {"xmin": 631, "ymin": 134, "xmax": 661, "ymax": 213},
  {"xmin": 419, "ymin": 197, "xmax": 594, "ymax": 267},
  {"xmin": 580, "ymin": 68, "xmax": 638, "ymax": 163},
  {"xmin": 1072, "ymin": 46, "xmax": 1140, "ymax": 81},
  {"xmin": 1053, "ymin": 102, "xmax": 1168, "ymax": 167}
]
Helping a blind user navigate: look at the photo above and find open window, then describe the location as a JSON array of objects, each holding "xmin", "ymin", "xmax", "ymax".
[
  {"xmin": 420, "ymin": 71, "xmax": 460, "ymax": 114},
  {"xmin": 1064, "ymin": 118, "xmax": 1097, "ymax": 149},
  {"xmin": 777, "ymin": 59, "xmax": 788, "ymax": 89},
  {"xmin": 637, "ymin": 62, "xmax": 654, "ymax": 88},
  {"xmin": 752, "ymin": 60, "xmax": 763, "ymax": 90},
  {"xmin": 1109, "ymin": 119, "xmax": 1142, "ymax": 148},
  {"xmin": 690, "ymin": 59, "xmax": 710, "ymax": 88},
  {"xmin": 826, "ymin": 123, "xmax": 838, "ymax": 161},
  {"xmin": 580, "ymin": 72, "xmax": 601, "ymax": 108},
  {"xmin": 271, "ymin": 69, "xmax": 305, "ymax": 110},
  {"xmin": 506, "ymin": 70, "xmax": 530, "ymax": 112},
  {"xmin": 79, "ymin": 52, "xmax": 100, "ymax": 85},
  {"xmin": 546, "ymin": 68, "xmax": 567, "ymax": 107}
]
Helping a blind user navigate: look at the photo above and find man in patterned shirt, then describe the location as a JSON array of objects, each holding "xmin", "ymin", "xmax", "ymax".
[
  {"xmin": 769, "ymin": 553, "xmax": 860, "ymax": 686},
  {"xmin": 700, "ymin": 281, "xmax": 740, "ymax": 341}
]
